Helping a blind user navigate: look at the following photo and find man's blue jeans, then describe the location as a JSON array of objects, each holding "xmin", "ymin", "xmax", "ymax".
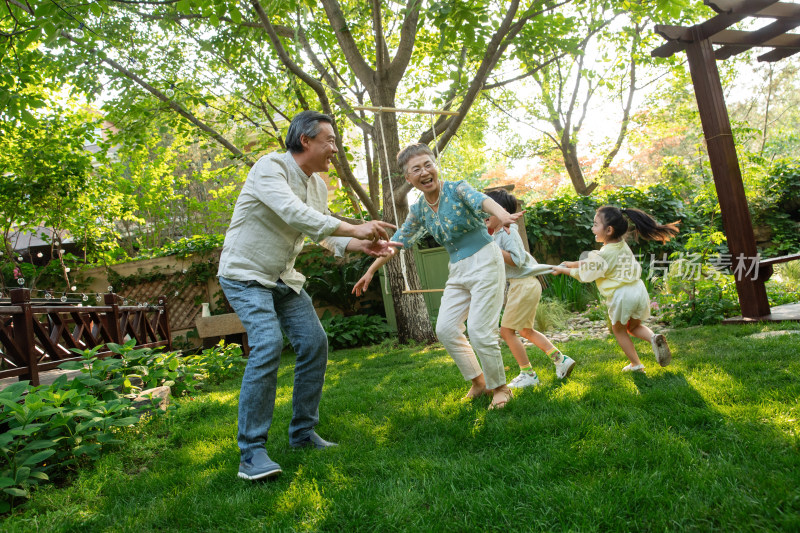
[{"xmin": 219, "ymin": 277, "xmax": 328, "ymax": 456}]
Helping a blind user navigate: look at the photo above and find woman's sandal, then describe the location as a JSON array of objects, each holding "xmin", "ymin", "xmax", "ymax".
[
  {"xmin": 464, "ymin": 387, "xmax": 490, "ymax": 400},
  {"xmin": 488, "ymin": 389, "xmax": 513, "ymax": 410}
]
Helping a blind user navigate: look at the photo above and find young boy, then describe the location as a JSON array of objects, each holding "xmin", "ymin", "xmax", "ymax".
[{"xmin": 485, "ymin": 189, "xmax": 576, "ymax": 388}]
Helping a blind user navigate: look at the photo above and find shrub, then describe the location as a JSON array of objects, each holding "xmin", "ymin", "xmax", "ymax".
[
  {"xmin": 583, "ymin": 301, "xmax": 609, "ymax": 322},
  {"xmin": 319, "ymin": 311, "xmax": 393, "ymax": 349},
  {"xmin": 295, "ymin": 247, "xmax": 383, "ymax": 317},
  {"xmin": 654, "ymin": 260, "xmax": 741, "ymax": 326},
  {"xmin": 766, "ymin": 265, "xmax": 800, "ymax": 307},
  {"xmin": 541, "ymin": 274, "xmax": 598, "ymax": 312},
  {"xmin": 751, "ymin": 158, "xmax": 800, "ymax": 258},
  {"xmin": 0, "ymin": 341, "xmax": 244, "ymax": 513},
  {"xmin": 534, "ymin": 299, "xmax": 570, "ymax": 332}
]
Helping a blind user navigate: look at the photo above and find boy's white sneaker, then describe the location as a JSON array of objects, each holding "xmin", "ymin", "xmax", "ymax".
[
  {"xmin": 555, "ymin": 356, "xmax": 576, "ymax": 379},
  {"xmin": 507, "ymin": 372, "xmax": 540, "ymax": 389},
  {"xmin": 651, "ymin": 334, "xmax": 672, "ymax": 367}
]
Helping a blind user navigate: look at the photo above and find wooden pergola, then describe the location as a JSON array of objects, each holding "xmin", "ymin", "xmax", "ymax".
[{"xmin": 652, "ymin": 0, "xmax": 800, "ymax": 321}]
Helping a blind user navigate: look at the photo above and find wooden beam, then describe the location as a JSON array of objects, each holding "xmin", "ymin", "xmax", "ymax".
[
  {"xmin": 652, "ymin": 0, "xmax": 780, "ymax": 58},
  {"xmin": 652, "ymin": 12, "xmax": 748, "ymax": 57},
  {"xmin": 710, "ymin": 0, "xmax": 800, "ymax": 19},
  {"xmin": 716, "ymin": 20, "xmax": 800, "ymax": 59},
  {"xmin": 759, "ymin": 46, "xmax": 800, "ymax": 61},
  {"xmin": 709, "ymin": 29, "xmax": 800, "ymax": 47},
  {"xmin": 684, "ymin": 28, "xmax": 771, "ymax": 318},
  {"xmin": 707, "ymin": 0, "xmax": 777, "ymax": 14}
]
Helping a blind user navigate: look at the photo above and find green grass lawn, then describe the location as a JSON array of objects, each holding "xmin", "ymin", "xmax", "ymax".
[{"xmin": 3, "ymin": 323, "xmax": 800, "ymax": 532}]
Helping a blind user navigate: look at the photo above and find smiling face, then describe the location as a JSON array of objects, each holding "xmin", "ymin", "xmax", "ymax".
[
  {"xmin": 297, "ymin": 121, "xmax": 338, "ymax": 175},
  {"xmin": 592, "ymin": 212, "xmax": 612, "ymax": 243},
  {"xmin": 404, "ymin": 154, "xmax": 439, "ymax": 197}
]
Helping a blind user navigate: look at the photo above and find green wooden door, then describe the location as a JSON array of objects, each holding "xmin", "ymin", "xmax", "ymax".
[{"xmin": 378, "ymin": 246, "xmax": 449, "ymax": 331}]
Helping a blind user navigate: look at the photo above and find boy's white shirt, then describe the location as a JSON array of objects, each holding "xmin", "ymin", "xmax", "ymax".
[{"xmin": 492, "ymin": 224, "xmax": 545, "ymax": 279}]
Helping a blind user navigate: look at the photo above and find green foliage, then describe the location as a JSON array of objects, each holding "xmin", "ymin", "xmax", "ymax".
[
  {"xmin": 751, "ymin": 158, "xmax": 800, "ymax": 257},
  {"xmin": 524, "ymin": 193, "xmax": 597, "ymax": 262},
  {"xmin": 0, "ymin": 109, "xmax": 126, "ymax": 291},
  {"xmin": 654, "ymin": 259, "xmax": 741, "ymax": 326},
  {"xmin": 137, "ymin": 234, "xmax": 225, "ymax": 260},
  {"xmin": 0, "ymin": 372, "xmax": 139, "ymax": 514},
  {"xmin": 533, "ymin": 299, "xmax": 570, "ymax": 332},
  {"xmin": 583, "ymin": 301, "xmax": 609, "ymax": 322},
  {"xmin": 0, "ymin": 254, "xmax": 85, "ymax": 295},
  {"xmin": 0, "ymin": 341, "xmax": 244, "ymax": 512},
  {"xmin": 524, "ymin": 183, "xmax": 696, "ymax": 265},
  {"xmin": 295, "ymin": 247, "xmax": 381, "ymax": 317},
  {"xmin": 98, "ymin": 123, "xmax": 245, "ymax": 258},
  {"xmin": 318, "ymin": 311, "xmax": 392, "ymax": 350},
  {"xmin": 542, "ymin": 275, "xmax": 598, "ymax": 312}
]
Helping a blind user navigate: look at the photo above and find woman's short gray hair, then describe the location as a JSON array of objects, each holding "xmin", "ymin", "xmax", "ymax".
[
  {"xmin": 396, "ymin": 143, "xmax": 435, "ymax": 175},
  {"xmin": 285, "ymin": 110, "xmax": 334, "ymax": 154}
]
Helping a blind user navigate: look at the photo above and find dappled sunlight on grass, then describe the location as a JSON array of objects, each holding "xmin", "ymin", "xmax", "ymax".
[
  {"xmin": 4, "ymin": 323, "xmax": 800, "ymax": 531},
  {"xmin": 334, "ymin": 412, "xmax": 394, "ymax": 447},
  {"xmin": 275, "ymin": 470, "xmax": 329, "ymax": 531}
]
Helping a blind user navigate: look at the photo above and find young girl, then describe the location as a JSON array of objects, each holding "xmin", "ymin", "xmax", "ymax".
[
  {"xmin": 552, "ymin": 206, "xmax": 678, "ymax": 372},
  {"xmin": 485, "ymin": 189, "xmax": 576, "ymax": 388},
  {"xmin": 352, "ymin": 144, "xmax": 522, "ymax": 409}
]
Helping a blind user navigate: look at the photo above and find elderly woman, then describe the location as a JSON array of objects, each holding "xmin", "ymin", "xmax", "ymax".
[{"xmin": 353, "ymin": 144, "xmax": 522, "ymax": 410}]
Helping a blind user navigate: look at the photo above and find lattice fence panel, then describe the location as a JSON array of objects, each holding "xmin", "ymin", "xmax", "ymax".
[{"xmin": 117, "ymin": 277, "xmax": 206, "ymax": 331}]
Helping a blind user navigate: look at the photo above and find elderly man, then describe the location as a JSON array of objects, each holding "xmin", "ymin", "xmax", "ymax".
[{"xmin": 218, "ymin": 110, "xmax": 398, "ymax": 481}]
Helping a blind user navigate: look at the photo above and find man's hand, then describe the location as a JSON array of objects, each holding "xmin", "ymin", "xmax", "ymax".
[{"xmin": 352, "ymin": 220, "xmax": 396, "ymax": 242}]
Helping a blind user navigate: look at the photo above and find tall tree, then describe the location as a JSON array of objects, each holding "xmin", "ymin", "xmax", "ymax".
[
  {"xmin": 2, "ymin": 0, "xmax": 692, "ymax": 341},
  {"xmin": 484, "ymin": 0, "xmax": 704, "ymax": 195}
]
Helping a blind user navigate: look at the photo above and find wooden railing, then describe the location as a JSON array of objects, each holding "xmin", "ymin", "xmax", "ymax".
[{"xmin": 0, "ymin": 289, "xmax": 171, "ymax": 386}]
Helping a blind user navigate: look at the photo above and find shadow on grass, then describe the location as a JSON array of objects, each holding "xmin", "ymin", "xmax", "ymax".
[{"xmin": 29, "ymin": 328, "xmax": 800, "ymax": 532}]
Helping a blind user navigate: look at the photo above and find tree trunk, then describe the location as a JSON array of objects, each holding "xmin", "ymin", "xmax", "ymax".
[
  {"xmin": 385, "ymin": 252, "xmax": 437, "ymax": 344},
  {"xmin": 374, "ymin": 92, "xmax": 437, "ymax": 344},
  {"xmin": 561, "ymin": 140, "xmax": 597, "ymax": 195}
]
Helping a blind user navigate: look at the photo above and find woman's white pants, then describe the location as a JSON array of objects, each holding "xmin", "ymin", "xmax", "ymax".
[{"xmin": 435, "ymin": 242, "xmax": 507, "ymax": 390}]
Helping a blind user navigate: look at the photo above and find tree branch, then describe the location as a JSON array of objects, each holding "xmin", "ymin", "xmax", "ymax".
[
  {"xmin": 483, "ymin": 52, "xmax": 567, "ymax": 90},
  {"xmin": 386, "ymin": 0, "xmax": 421, "ymax": 86},
  {"xmin": 319, "ymin": 0, "xmax": 376, "ymax": 90},
  {"xmin": 420, "ymin": 0, "xmax": 563, "ymax": 151}
]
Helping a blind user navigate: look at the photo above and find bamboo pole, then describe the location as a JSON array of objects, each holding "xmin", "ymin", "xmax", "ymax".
[
  {"xmin": 401, "ymin": 289, "xmax": 445, "ymax": 294},
  {"xmin": 353, "ymin": 105, "xmax": 459, "ymax": 116}
]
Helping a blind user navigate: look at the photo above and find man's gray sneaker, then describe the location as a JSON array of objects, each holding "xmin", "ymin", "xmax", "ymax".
[
  {"xmin": 291, "ymin": 431, "xmax": 338, "ymax": 449},
  {"xmin": 238, "ymin": 449, "xmax": 282, "ymax": 481}
]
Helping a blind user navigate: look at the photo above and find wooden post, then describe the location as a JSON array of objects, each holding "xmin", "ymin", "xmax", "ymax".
[
  {"xmin": 157, "ymin": 295, "xmax": 172, "ymax": 350},
  {"xmin": 103, "ymin": 293, "xmax": 122, "ymax": 344},
  {"xmin": 684, "ymin": 29, "xmax": 770, "ymax": 318},
  {"xmin": 10, "ymin": 289, "xmax": 38, "ymax": 386}
]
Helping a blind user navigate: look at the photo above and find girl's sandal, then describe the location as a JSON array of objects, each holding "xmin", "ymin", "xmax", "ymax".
[{"xmin": 488, "ymin": 389, "xmax": 513, "ymax": 410}]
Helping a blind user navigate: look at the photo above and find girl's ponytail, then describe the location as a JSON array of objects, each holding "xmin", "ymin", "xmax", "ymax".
[{"xmin": 620, "ymin": 208, "xmax": 680, "ymax": 243}]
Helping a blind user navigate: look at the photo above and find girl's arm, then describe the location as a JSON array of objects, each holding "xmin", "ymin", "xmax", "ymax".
[
  {"xmin": 552, "ymin": 260, "xmax": 579, "ymax": 276},
  {"xmin": 555, "ymin": 253, "xmax": 606, "ymax": 282}
]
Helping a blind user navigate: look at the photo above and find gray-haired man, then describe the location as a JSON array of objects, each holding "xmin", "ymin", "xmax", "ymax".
[{"xmin": 218, "ymin": 110, "xmax": 399, "ymax": 480}]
